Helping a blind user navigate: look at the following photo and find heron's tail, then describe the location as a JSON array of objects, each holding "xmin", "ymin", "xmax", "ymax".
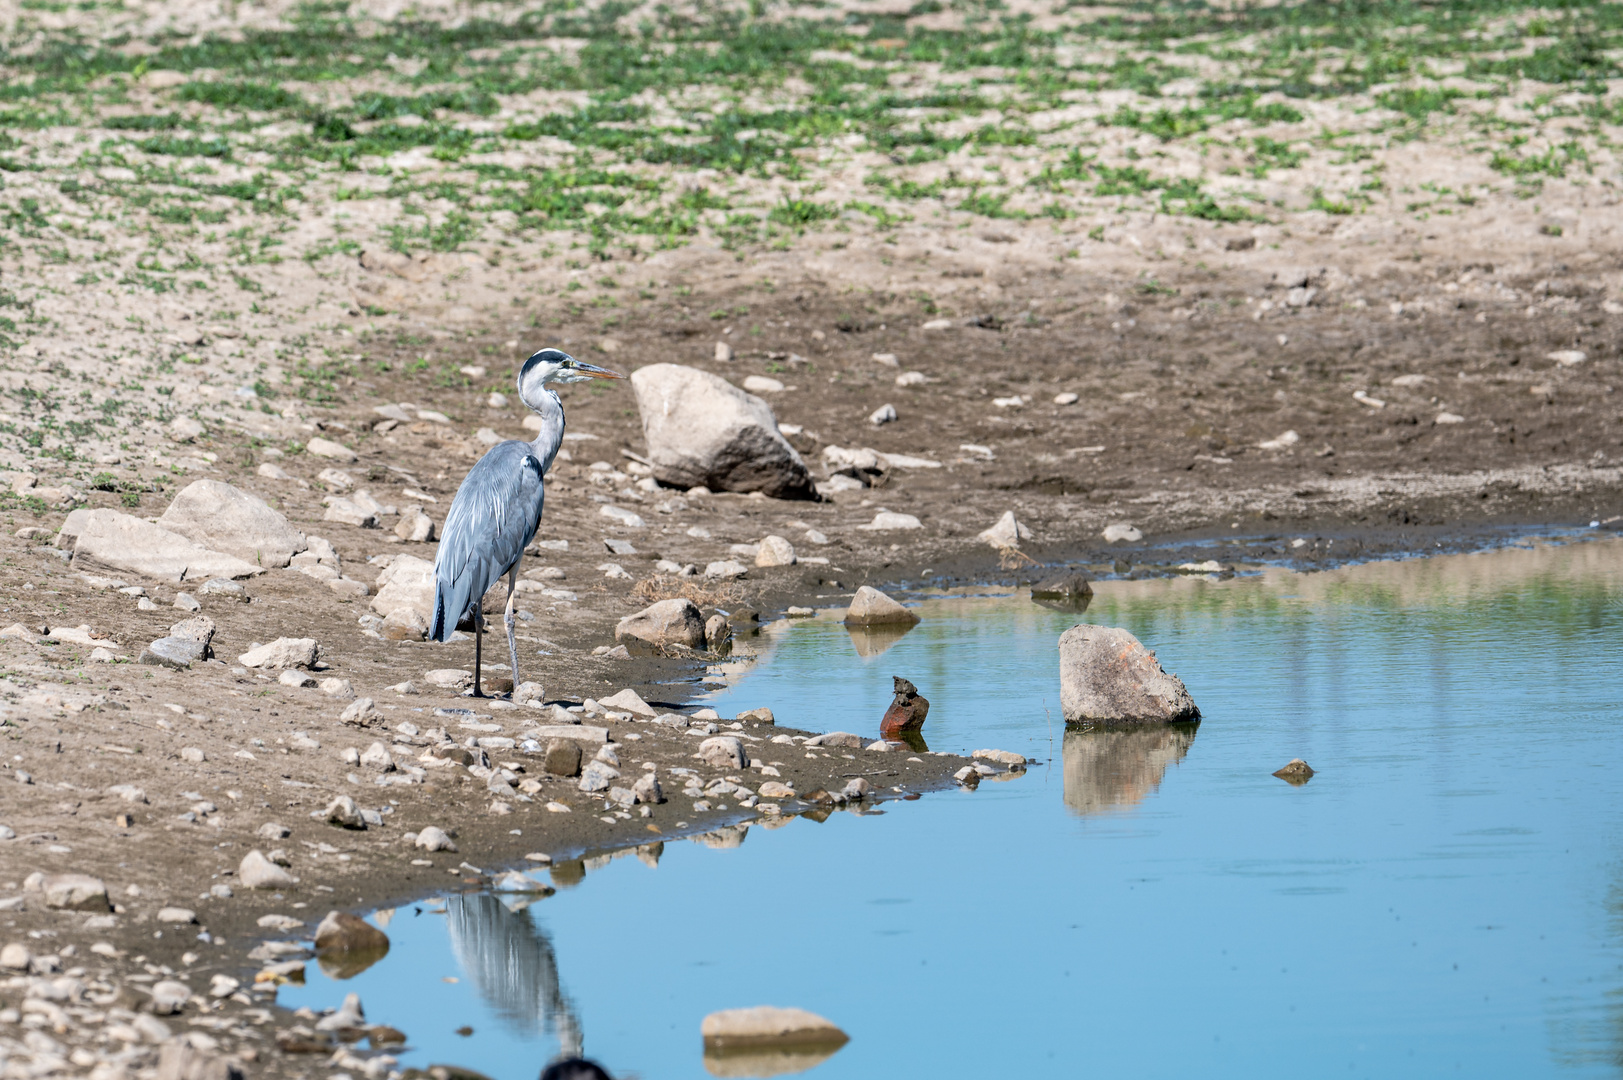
[{"xmin": 429, "ymin": 564, "xmax": 473, "ymax": 642}]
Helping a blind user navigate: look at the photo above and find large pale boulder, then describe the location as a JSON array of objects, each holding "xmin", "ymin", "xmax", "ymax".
[
  {"xmin": 157, "ymin": 479, "xmax": 307, "ymax": 568},
  {"xmin": 370, "ymin": 555, "xmax": 435, "ymax": 622},
  {"xmin": 615, "ymin": 598, "xmax": 705, "ymax": 649},
  {"xmin": 63, "ymin": 509, "xmax": 263, "ymax": 583},
  {"xmin": 843, "ymin": 585, "xmax": 919, "ymax": 628},
  {"xmin": 1058, "ymin": 625, "xmax": 1199, "ymax": 724},
  {"xmin": 631, "ymin": 364, "xmax": 815, "ymax": 499}
]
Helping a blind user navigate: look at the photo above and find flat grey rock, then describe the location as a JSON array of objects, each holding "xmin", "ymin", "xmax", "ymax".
[{"xmin": 139, "ymin": 636, "xmax": 207, "ymax": 669}]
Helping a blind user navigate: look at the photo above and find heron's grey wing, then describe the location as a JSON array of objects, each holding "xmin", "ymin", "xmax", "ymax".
[{"xmin": 429, "ymin": 442, "xmax": 545, "ymax": 642}]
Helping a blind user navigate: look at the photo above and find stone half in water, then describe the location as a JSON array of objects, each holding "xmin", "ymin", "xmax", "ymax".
[
  {"xmin": 702, "ymin": 1005, "xmax": 849, "ymax": 1078},
  {"xmin": 1273, "ymin": 758, "xmax": 1315, "ymax": 785},
  {"xmin": 1057, "ymin": 624, "xmax": 1199, "ymax": 725},
  {"xmin": 880, "ymin": 676, "xmax": 929, "ymax": 740}
]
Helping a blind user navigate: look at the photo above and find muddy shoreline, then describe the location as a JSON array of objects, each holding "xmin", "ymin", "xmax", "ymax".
[
  {"xmin": 0, "ymin": 273, "xmax": 1618, "ymax": 1079},
  {"xmin": 0, "ymin": 500, "xmax": 1610, "ymax": 1078}
]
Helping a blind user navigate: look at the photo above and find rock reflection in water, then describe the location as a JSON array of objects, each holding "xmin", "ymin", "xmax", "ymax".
[
  {"xmin": 1061, "ymin": 724, "xmax": 1197, "ymax": 816},
  {"xmin": 444, "ymin": 894, "xmax": 584, "ymax": 1059},
  {"xmin": 845, "ymin": 624, "xmax": 914, "ymax": 658}
]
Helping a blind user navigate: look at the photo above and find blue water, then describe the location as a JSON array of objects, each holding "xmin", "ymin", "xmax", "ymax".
[{"xmin": 281, "ymin": 539, "xmax": 1623, "ymax": 1079}]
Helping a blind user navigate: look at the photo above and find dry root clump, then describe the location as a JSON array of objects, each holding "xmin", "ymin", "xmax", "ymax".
[{"xmin": 630, "ymin": 575, "xmax": 750, "ymax": 608}]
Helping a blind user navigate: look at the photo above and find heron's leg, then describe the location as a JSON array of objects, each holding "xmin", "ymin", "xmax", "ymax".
[
  {"xmin": 504, "ymin": 564, "xmax": 521, "ymax": 698},
  {"xmin": 472, "ymin": 607, "xmax": 484, "ymax": 698}
]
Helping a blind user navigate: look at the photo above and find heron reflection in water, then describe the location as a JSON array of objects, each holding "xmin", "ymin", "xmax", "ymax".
[{"xmin": 445, "ymin": 893, "xmax": 584, "ymax": 1061}]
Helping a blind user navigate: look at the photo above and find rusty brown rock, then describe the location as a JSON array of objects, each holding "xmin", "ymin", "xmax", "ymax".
[{"xmin": 879, "ymin": 676, "xmax": 929, "ymax": 738}]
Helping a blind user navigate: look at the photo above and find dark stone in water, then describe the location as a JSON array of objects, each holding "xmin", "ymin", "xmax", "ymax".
[
  {"xmin": 1273, "ymin": 758, "xmax": 1315, "ymax": 785},
  {"xmin": 880, "ymin": 676, "xmax": 930, "ymax": 738},
  {"xmin": 1031, "ymin": 570, "xmax": 1094, "ymax": 612}
]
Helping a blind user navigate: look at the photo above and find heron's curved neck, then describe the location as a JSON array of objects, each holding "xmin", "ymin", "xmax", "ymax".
[{"xmin": 527, "ymin": 388, "xmax": 566, "ymax": 472}]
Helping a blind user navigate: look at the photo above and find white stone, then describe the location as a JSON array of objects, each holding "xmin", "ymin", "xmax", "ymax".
[
  {"xmin": 1054, "ymin": 392, "xmax": 1079, "ymax": 405},
  {"xmin": 238, "ymin": 638, "xmax": 319, "ymax": 669},
  {"xmin": 868, "ymin": 403, "xmax": 897, "ymax": 426},
  {"xmin": 414, "ymin": 826, "xmax": 457, "ymax": 852},
  {"xmin": 616, "ymin": 599, "xmax": 705, "ymax": 648},
  {"xmin": 340, "ymin": 698, "xmax": 375, "ymax": 723},
  {"xmin": 743, "ymin": 375, "xmax": 784, "ymax": 393},
  {"xmin": 755, "ymin": 535, "xmax": 796, "ymax": 567},
  {"xmin": 977, "ymin": 510, "xmax": 1032, "ymax": 549},
  {"xmin": 704, "ymin": 559, "xmax": 749, "ymax": 579},
  {"xmin": 858, "ymin": 511, "xmax": 922, "ymax": 531},
  {"xmin": 600, "ymin": 505, "xmax": 646, "ymax": 528},
  {"xmin": 1102, "ymin": 523, "xmax": 1142, "ymax": 544},
  {"xmin": 239, "ymin": 850, "xmax": 295, "ymax": 888},
  {"xmin": 844, "ymin": 585, "xmax": 918, "ymax": 627},
  {"xmin": 599, "ymin": 688, "xmax": 656, "ymax": 717},
  {"xmin": 698, "ymin": 736, "xmax": 747, "ymax": 769},
  {"xmin": 370, "ymin": 554, "xmax": 435, "ymax": 624},
  {"xmin": 306, "ymin": 437, "xmax": 357, "ymax": 461},
  {"xmin": 1548, "ymin": 350, "xmax": 1587, "ymax": 366}
]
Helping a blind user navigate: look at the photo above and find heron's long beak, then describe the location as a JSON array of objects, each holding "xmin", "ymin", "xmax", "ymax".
[{"xmin": 576, "ymin": 362, "xmax": 624, "ymax": 379}]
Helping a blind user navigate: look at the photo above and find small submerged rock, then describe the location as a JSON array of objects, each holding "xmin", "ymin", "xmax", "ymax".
[
  {"xmin": 702, "ymin": 1005, "xmax": 850, "ymax": 1075},
  {"xmin": 1273, "ymin": 758, "xmax": 1315, "ymax": 785}
]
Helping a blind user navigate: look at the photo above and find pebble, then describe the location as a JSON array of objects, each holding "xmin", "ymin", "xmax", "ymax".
[
  {"xmin": 1054, "ymin": 392, "xmax": 1079, "ymax": 405},
  {"xmin": 279, "ymin": 670, "xmax": 313, "ymax": 688},
  {"xmin": 868, "ymin": 403, "xmax": 898, "ymax": 426},
  {"xmin": 157, "ymin": 907, "xmax": 197, "ymax": 924},
  {"xmin": 1101, "ymin": 523, "xmax": 1142, "ymax": 543},
  {"xmin": 180, "ymin": 747, "xmax": 206, "ymax": 763}
]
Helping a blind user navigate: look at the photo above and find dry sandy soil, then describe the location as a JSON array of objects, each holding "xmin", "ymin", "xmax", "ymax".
[{"xmin": 0, "ymin": 0, "xmax": 1621, "ymax": 1074}]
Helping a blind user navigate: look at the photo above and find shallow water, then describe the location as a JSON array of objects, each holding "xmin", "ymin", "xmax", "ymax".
[{"xmin": 282, "ymin": 539, "xmax": 1623, "ymax": 1079}]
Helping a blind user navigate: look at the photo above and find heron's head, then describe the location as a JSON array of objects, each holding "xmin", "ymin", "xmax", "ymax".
[{"xmin": 517, "ymin": 348, "xmax": 623, "ymax": 406}]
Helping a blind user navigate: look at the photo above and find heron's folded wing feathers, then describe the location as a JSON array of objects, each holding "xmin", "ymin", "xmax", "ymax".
[{"xmin": 429, "ymin": 442, "xmax": 545, "ymax": 641}]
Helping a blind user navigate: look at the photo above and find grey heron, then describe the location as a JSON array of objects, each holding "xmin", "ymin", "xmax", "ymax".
[{"xmin": 429, "ymin": 348, "xmax": 623, "ymax": 696}]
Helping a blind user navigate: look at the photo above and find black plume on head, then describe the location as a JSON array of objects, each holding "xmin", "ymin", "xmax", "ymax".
[{"xmin": 540, "ymin": 1059, "xmax": 614, "ymax": 1080}]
